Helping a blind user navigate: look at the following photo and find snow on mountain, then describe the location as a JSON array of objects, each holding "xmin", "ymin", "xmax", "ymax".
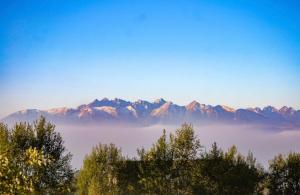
[
  {"xmin": 214, "ymin": 105, "xmax": 235, "ymax": 120},
  {"xmin": 2, "ymin": 98, "xmax": 300, "ymax": 128},
  {"xmin": 151, "ymin": 102, "xmax": 185, "ymax": 117},
  {"xmin": 218, "ymin": 105, "xmax": 236, "ymax": 113},
  {"xmin": 125, "ymin": 106, "xmax": 138, "ymax": 118},
  {"xmin": 117, "ymin": 106, "xmax": 138, "ymax": 119},
  {"xmin": 47, "ymin": 107, "xmax": 72, "ymax": 115},
  {"xmin": 186, "ymin": 101, "xmax": 201, "ymax": 112},
  {"xmin": 78, "ymin": 106, "xmax": 93, "ymax": 118},
  {"xmin": 185, "ymin": 101, "xmax": 218, "ymax": 121},
  {"xmin": 94, "ymin": 106, "xmax": 118, "ymax": 117},
  {"xmin": 247, "ymin": 107, "xmax": 262, "ymax": 114},
  {"xmin": 132, "ymin": 100, "xmax": 157, "ymax": 117}
]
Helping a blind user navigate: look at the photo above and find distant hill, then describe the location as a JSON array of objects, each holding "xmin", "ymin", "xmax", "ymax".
[{"xmin": 2, "ymin": 98, "xmax": 300, "ymax": 128}]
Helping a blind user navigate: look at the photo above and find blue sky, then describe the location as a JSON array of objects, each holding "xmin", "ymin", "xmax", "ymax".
[{"xmin": 1, "ymin": 0, "xmax": 300, "ymax": 117}]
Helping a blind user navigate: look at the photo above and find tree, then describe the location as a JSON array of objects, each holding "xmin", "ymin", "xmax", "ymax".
[
  {"xmin": 268, "ymin": 152, "xmax": 300, "ymax": 194},
  {"xmin": 138, "ymin": 124, "xmax": 202, "ymax": 194},
  {"xmin": 196, "ymin": 143, "xmax": 265, "ymax": 194},
  {"xmin": 117, "ymin": 159, "xmax": 141, "ymax": 194},
  {"xmin": 0, "ymin": 146, "xmax": 51, "ymax": 194},
  {"xmin": 171, "ymin": 123, "xmax": 201, "ymax": 194},
  {"xmin": 76, "ymin": 143, "xmax": 124, "ymax": 194},
  {"xmin": 0, "ymin": 117, "xmax": 74, "ymax": 194},
  {"xmin": 138, "ymin": 129, "xmax": 174, "ymax": 194}
]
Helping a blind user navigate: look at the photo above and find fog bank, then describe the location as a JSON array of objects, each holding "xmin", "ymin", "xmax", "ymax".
[{"xmin": 56, "ymin": 124, "xmax": 300, "ymax": 170}]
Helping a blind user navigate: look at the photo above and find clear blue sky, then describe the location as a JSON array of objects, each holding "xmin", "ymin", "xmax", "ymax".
[{"xmin": 1, "ymin": 0, "xmax": 300, "ymax": 117}]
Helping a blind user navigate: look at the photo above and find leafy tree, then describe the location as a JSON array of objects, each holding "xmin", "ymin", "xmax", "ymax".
[
  {"xmin": 117, "ymin": 159, "xmax": 141, "ymax": 194},
  {"xmin": 138, "ymin": 124, "xmax": 201, "ymax": 194},
  {"xmin": 0, "ymin": 123, "xmax": 10, "ymax": 153},
  {"xmin": 76, "ymin": 143, "xmax": 124, "ymax": 194},
  {"xmin": 138, "ymin": 129, "xmax": 174, "ymax": 194},
  {"xmin": 171, "ymin": 124, "xmax": 201, "ymax": 194},
  {"xmin": 0, "ymin": 146, "xmax": 50, "ymax": 194},
  {"xmin": 5, "ymin": 119, "xmax": 298, "ymax": 194},
  {"xmin": 268, "ymin": 152, "xmax": 300, "ymax": 194},
  {"xmin": 0, "ymin": 117, "xmax": 74, "ymax": 194},
  {"xmin": 195, "ymin": 143, "xmax": 265, "ymax": 194}
]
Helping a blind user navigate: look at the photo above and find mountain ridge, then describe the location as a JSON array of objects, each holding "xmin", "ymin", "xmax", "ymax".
[{"xmin": 2, "ymin": 98, "xmax": 300, "ymax": 128}]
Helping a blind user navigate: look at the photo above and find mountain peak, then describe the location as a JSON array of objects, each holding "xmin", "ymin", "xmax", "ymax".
[
  {"xmin": 112, "ymin": 98, "xmax": 130, "ymax": 106},
  {"xmin": 113, "ymin": 98, "xmax": 122, "ymax": 101},
  {"xmin": 88, "ymin": 98, "xmax": 113, "ymax": 107},
  {"xmin": 189, "ymin": 100, "xmax": 200, "ymax": 105},
  {"xmin": 92, "ymin": 98, "xmax": 100, "ymax": 103},
  {"xmin": 154, "ymin": 98, "xmax": 166, "ymax": 104},
  {"xmin": 91, "ymin": 97, "xmax": 110, "ymax": 102},
  {"xmin": 263, "ymin": 106, "xmax": 278, "ymax": 113},
  {"xmin": 186, "ymin": 101, "xmax": 200, "ymax": 111},
  {"xmin": 279, "ymin": 106, "xmax": 295, "ymax": 115},
  {"xmin": 135, "ymin": 99, "xmax": 151, "ymax": 105},
  {"xmin": 89, "ymin": 98, "xmax": 105, "ymax": 105},
  {"xmin": 216, "ymin": 105, "xmax": 236, "ymax": 112}
]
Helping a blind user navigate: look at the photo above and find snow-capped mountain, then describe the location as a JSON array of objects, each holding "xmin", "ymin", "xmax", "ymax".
[{"xmin": 2, "ymin": 98, "xmax": 300, "ymax": 128}]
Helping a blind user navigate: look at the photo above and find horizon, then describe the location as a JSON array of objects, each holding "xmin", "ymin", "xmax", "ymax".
[
  {"xmin": 3, "ymin": 96, "xmax": 300, "ymax": 114},
  {"xmin": 1, "ymin": 0, "xmax": 300, "ymax": 118}
]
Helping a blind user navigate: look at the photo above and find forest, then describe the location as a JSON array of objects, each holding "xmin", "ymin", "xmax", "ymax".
[{"xmin": 0, "ymin": 117, "xmax": 300, "ymax": 194}]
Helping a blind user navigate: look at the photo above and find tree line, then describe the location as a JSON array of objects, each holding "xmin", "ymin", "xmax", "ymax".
[{"xmin": 0, "ymin": 117, "xmax": 300, "ymax": 194}]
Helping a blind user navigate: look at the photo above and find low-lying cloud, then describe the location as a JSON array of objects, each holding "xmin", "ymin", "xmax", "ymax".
[{"xmin": 56, "ymin": 124, "xmax": 300, "ymax": 170}]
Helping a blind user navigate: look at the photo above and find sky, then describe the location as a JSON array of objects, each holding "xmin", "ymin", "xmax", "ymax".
[{"xmin": 1, "ymin": 0, "xmax": 300, "ymax": 118}]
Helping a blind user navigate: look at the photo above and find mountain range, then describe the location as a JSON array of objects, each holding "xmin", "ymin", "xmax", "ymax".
[{"xmin": 2, "ymin": 98, "xmax": 300, "ymax": 128}]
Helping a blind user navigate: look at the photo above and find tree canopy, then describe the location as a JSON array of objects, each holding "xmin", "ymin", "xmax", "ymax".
[
  {"xmin": 0, "ymin": 117, "xmax": 74, "ymax": 194},
  {"xmin": 76, "ymin": 124, "xmax": 270, "ymax": 194},
  {"xmin": 1, "ymin": 119, "xmax": 300, "ymax": 194},
  {"xmin": 268, "ymin": 152, "xmax": 300, "ymax": 194}
]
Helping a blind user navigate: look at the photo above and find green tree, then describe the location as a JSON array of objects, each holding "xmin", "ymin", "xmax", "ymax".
[
  {"xmin": 0, "ymin": 117, "xmax": 74, "ymax": 194},
  {"xmin": 195, "ymin": 143, "xmax": 265, "ymax": 195},
  {"xmin": 0, "ymin": 146, "xmax": 51, "ymax": 194},
  {"xmin": 171, "ymin": 124, "xmax": 201, "ymax": 194},
  {"xmin": 138, "ymin": 129, "xmax": 174, "ymax": 194},
  {"xmin": 76, "ymin": 143, "xmax": 123, "ymax": 195},
  {"xmin": 138, "ymin": 124, "xmax": 201, "ymax": 194},
  {"xmin": 117, "ymin": 159, "xmax": 141, "ymax": 194},
  {"xmin": 268, "ymin": 152, "xmax": 300, "ymax": 194}
]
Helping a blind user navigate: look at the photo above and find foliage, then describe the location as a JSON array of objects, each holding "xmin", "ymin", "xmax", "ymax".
[
  {"xmin": 0, "ymin": 117, "xmax": 74, "ymax": 194},
  {"xmin": 117, "ymin": 160, "xmax": 141, "ymax": 194},
  {"xmin": 137, "ymin": 129, "xmax": 175, "ymax": 194},
  {"xmin": 137, "ymin": 124, "xmax": 201, "ymax": 194},
  {"xmin": 76, "ymin": 123, "xmax": 266, "ymax": 194},
  {"xmin": 0, "ymin": 147, "xmax": 49, "ymax": 194},
  {"xmin": 76, "ymin": 143, "xmax": 124, "ymax": 195},
  {"xmin": 2, "ymin": 119, "xmax": 300, "ymax": 194},
  {"xmin": 195, "ymin": 143, "xmax": 265, "ymax": 194},
  {"xmin": 268, "ymin": 152, "xmax": 300, "ymax": 194}
]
